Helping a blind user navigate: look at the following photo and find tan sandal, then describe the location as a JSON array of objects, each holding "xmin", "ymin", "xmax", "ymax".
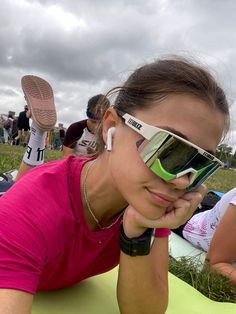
[{"xmin": 21, "ymin": 75, "xmax": 57, "ymax": 130}]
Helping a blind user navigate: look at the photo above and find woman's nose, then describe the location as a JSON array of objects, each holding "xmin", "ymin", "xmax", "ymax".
[{"xmin": 168, "ymin": 174, "xmax": 190, "ymax": 190}]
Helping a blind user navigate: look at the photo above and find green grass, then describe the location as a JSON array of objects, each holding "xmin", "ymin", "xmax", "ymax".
[
  {"xmin": 206, "ymin": 169, "xmax": 236, "ymax": 193},
  {"xmin": 169, "ymin": 257, "xmax": 236, "ymax": 303},
  {"xmin": 0, "ymin": 144, "xmax": 61, "ymax": 173},
  {"xmin": 0, "ymin": 143, "xmax": 236, "ymax": 303}
]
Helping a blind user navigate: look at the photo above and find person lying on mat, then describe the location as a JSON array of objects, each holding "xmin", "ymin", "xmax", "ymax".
[
  {"xmin": 63, "ymin": 94, "xmax": 110, "ymax": 158},
  {"xmin": 180, "ymin": 187, "xmax": 236, "ymax": 287},
  {"xmin": 0, "ymin": 56, "xmax": 229, "ymax": 314}
]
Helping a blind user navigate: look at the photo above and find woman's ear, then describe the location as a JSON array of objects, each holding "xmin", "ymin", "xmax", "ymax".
[{"xmin": 102, "ymin": 108, "xmax": 120, "ymax": 147}]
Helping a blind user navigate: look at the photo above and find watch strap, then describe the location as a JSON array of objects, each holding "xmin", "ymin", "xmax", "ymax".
[{"xmin": 120, "ymin": 224, "xmax": 153, "ymax": 256}]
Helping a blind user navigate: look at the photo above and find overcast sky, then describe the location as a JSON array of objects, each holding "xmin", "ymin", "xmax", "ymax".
[{"xmin": 0, "ymin": 0, "xmax": 236, "ymax": 151}]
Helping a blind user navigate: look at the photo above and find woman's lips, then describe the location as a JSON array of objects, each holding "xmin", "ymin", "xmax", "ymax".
[{"xmin": 147, "ymin": 189, "xmax": 175, "ymax": 207}]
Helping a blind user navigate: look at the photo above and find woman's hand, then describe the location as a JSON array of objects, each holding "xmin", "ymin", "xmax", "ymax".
[{"xmin": 123, "ymin": 184, "xmax": 207, "ymax": 238}]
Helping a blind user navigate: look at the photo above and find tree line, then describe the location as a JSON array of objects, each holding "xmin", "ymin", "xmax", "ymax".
[{"xmin": 216, "ymin": 144, "xmax": 236, "ymax": 168}]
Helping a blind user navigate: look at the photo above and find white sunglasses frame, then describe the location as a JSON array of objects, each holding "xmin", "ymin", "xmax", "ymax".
[{"xmin": 117, "ymin": 110, "xmax": 223, "ymax": 187}]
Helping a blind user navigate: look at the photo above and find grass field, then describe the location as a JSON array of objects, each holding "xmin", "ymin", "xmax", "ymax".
[
  {"xmin": 0, "ymin": 143, "xmax": 236, "ymax": 302},
  {"xmin": 0, "ymin": 144, "xmax": 61, "ymax": 173}
]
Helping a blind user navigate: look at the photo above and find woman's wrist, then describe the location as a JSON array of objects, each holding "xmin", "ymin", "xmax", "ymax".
[
  {"xmin": 120, "ymin": 224, "xmax": 153, "ymax": 256},
  {"xmin": 154, "ymin": 228, "xmax": 171, "ymax": 237},
  {"xmin": 123, "ymin": 220, "xmax": 147, "ymax": 238},
  {"xmin": 123, "ymin": 207, "xmax": 147, "ymax": 238}
]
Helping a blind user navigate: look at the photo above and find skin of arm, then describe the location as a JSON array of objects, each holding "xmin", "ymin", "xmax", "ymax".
[
  {"xmin": 118, "ymin": 238, "xmax": 169, "ymax": 314},
  {"xmin": 117, "ymin": 187, "xmax": 205, "ymax": 314},
  {"xmin": 0, "ymin": 289, "xmax": 33, "ymax": 314},
  {"xmin": 205, "ymin": 203, "xmax": 236, "ymax": 287},
  {"xmin": 15, "ymin": 162, "xmax": 32, "ymax": 181},
  {"xmin": 62, "ymin": 145, "xmax": 75, "ymax": 158}
]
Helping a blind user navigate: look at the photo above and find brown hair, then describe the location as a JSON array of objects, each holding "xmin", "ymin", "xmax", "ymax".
[
  {"xmin": 96, "ymin": 56, "xmax": 229, "ymax": 155},
  {"xmin": 86, "ymin": 94, "xmax": 110, "ymax": 120}
]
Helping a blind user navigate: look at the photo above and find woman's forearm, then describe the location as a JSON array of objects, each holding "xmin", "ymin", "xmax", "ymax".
[{"xmin": 117, "ymin": 238, "xmax": 169, "ymax": 314}]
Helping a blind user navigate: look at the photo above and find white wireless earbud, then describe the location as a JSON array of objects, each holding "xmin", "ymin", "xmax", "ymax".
[{"xmin": 106, "ymin": 127, "xmax": 116, "ymax": 151}]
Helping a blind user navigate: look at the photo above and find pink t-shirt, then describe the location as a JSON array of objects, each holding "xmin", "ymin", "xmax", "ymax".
[{"xmin": 0, "ymin": 156, "xmax": 121, "ymax": 294}]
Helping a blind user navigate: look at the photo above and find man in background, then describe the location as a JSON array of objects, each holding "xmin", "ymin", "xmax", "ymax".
[{"xmin": 14, "ymin": 105, "xmax": 30, "ymax": 146}]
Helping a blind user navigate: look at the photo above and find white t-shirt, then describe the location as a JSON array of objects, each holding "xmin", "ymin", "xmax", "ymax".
[
  {"xmin": 75, "ymin": 127, "xmax": 97, "ymax": 155},
  {"xmin": 183, "ymin": 187, "xmax": 236, "ymax": 252}
]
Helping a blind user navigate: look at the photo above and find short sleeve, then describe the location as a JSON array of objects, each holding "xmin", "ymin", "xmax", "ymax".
[{"xmin": 63, "ymin": 120, "xmax": 87, "ymax": 148}]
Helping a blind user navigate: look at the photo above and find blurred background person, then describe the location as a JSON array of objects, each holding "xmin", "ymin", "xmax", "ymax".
[
  {"xmin": 1, "ymin": 113, "xmax": 14, "ymax": 144},
  {"xmin": 59, "ymin": 124, "xmax": 66, "ymax": 150},
  {"xmin": 11, "ymin": 116, "xmax": 18, "ymax": 145},
  {"xmin": 14, "ymin": 105, "xmax": 30, "ymax": 146},
  {"xmin": 63, "ymin": 94, "xmax": 110, "ymax": 157}
]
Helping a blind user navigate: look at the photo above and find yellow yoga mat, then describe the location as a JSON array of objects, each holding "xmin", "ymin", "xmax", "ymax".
[{"xmin": 32, "ymin": 267, "xmax": 236, "ymax": 314}]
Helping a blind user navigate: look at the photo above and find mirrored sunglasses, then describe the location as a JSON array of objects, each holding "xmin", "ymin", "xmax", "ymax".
[{"xmin": 117, "ymin": 110, "xmax": 223, "ymax": 191}]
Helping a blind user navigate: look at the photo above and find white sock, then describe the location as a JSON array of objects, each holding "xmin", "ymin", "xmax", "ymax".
[{"xmin": 23, "ymin": 122, "xmax": 47, "ymax": 166}]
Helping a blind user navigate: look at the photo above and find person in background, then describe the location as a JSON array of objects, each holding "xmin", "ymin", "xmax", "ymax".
[
  {"xmin": 180, "ymin": 187, "xmax": 236, "ymax": 287},
  {"xmin": 0, "ymin": 57, "xmax": 229, "ymax": 314},
  {"xmin": 1, "ymin": 113, "xmax": 14, "ymax": 144},
  {"xmin": 0, "ymin": 74, "xmax": 56, "ymax": 188},
  {"xmin": 59, "ymin": 124, "xmax": 66, "ymax": 150},
  {"xmin": 11, "ymin": 116, "xmax": 19, "ymax": 145},
  {"xmin": 63, "ymin": 94, "xmax": 110, "ymax": 157},
  {"xmin": 14, "ymin": 105, "xmax": 30, "ymax": 146},
  {"xmin": 15, "ymin": 75, "xmax": 57, "ymax": 180}
]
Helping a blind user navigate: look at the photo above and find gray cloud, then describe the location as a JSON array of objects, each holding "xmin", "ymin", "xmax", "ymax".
[{"xmin": 0, "ymin": 0, "xmax": 235, "ymax": 150}]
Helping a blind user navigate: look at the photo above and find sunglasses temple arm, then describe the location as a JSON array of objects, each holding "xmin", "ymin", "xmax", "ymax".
[{"xmin": 121, "ymin": 112, "xmax": 158, "ymax": 140}]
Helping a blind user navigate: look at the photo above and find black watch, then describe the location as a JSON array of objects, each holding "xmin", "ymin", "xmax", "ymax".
[{"xmin": 120, "ymin": 224, "xmax": 154, "ymax": 256}]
